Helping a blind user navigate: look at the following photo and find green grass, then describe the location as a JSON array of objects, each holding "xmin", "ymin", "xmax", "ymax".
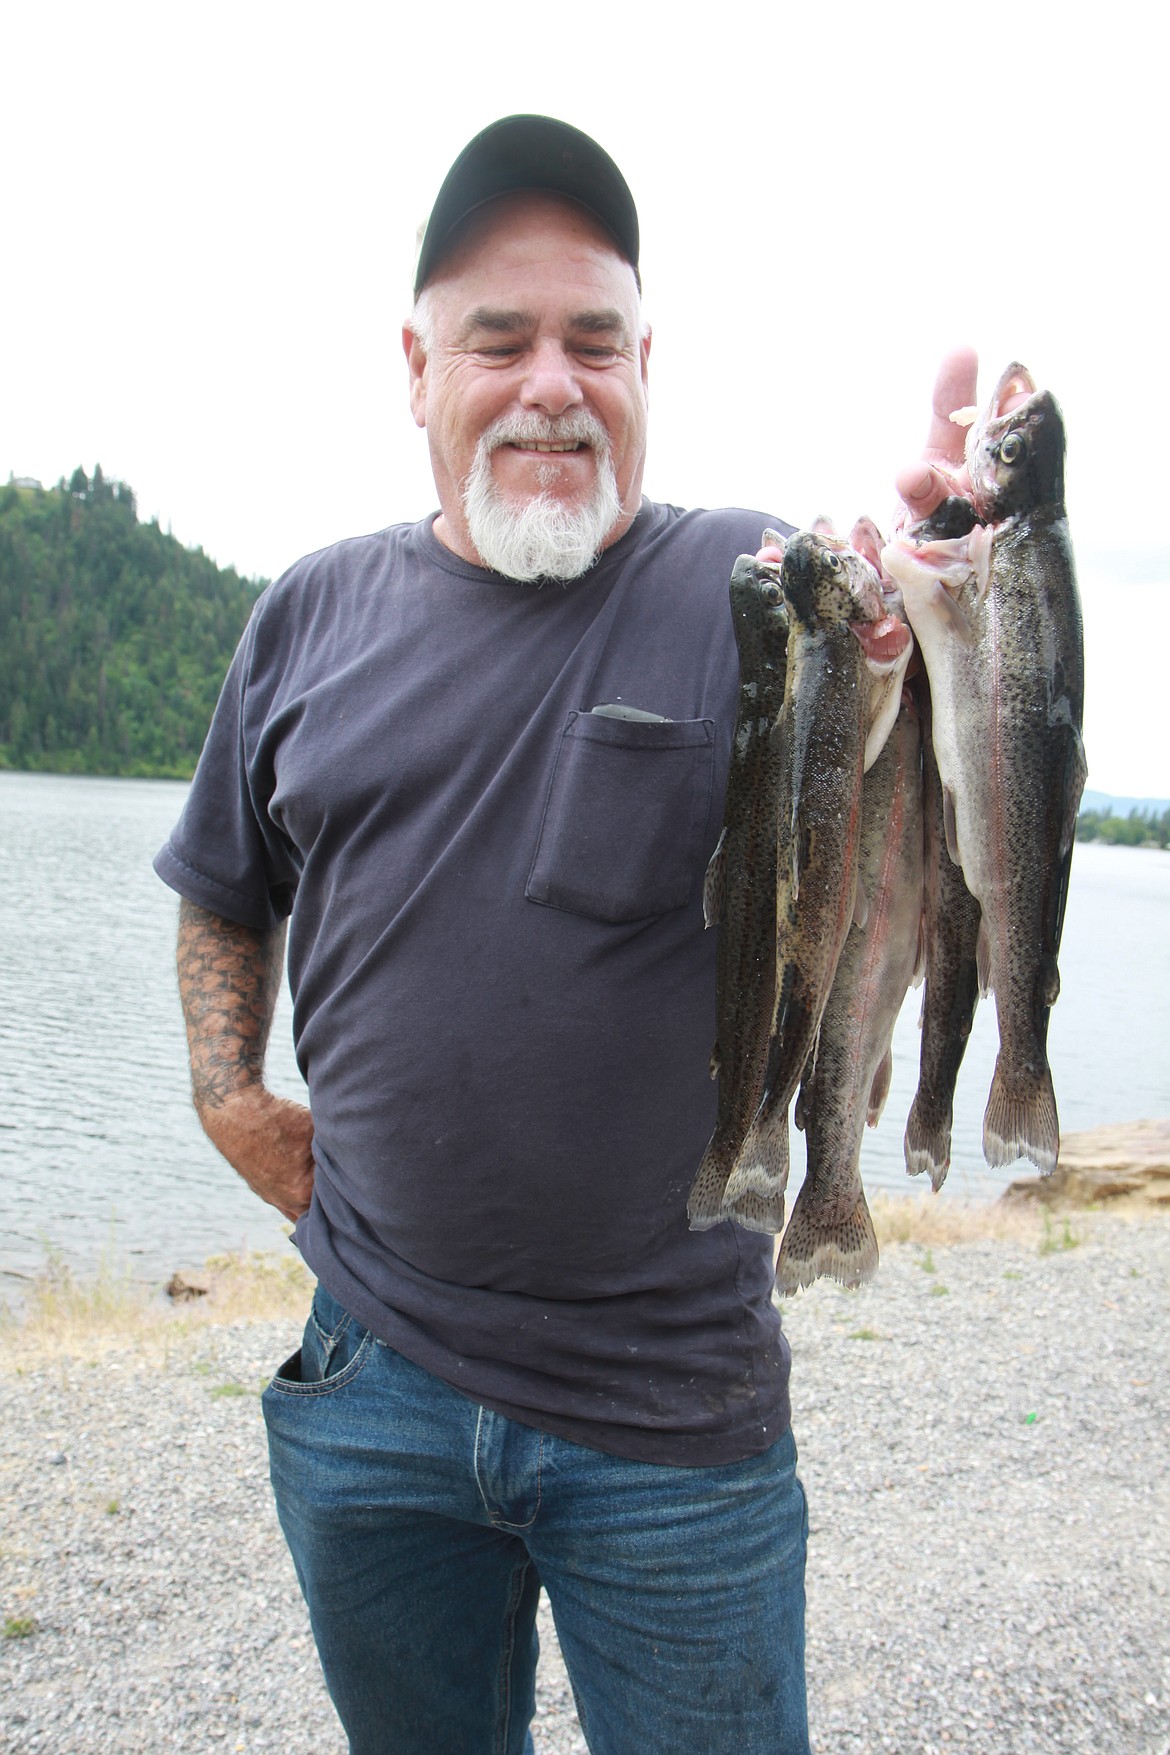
[
  {"xmin": 3, "ymin": 1616, "xmax": 37, "ymax": 1640},
  {"xmin": 1039, "ymin": 1215, "xmax": 1082, "ymax": 1256}
]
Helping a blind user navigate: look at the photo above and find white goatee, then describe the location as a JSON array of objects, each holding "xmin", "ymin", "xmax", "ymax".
[{"xmin": 461, "ymin": 411, "xmax": 623, "ymax": 583}]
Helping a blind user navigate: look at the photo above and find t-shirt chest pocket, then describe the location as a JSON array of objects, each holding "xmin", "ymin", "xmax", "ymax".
[{"xmin": 525, "ymin": 708, "xmax": 716, "ymax": 924}]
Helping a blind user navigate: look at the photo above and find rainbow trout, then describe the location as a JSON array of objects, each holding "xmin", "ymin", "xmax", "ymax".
[
  {"xmin": 688, "ymin": 550, "xmax": 790, "ymax": 1230},
  {"xmin": 903, "ymin": 669, "xmax": 984, "ymax": 1189},
  {"xmin": 883, "ymin": 363, "xmax": 1087, "ymax": 1175},
  {"xmin": 778, "ymin": 688, "xmax": 924, "ymax": 1291},
  {"xmin": 721, "ymin": 530, "xmax": 887, "ymax": 1232}
]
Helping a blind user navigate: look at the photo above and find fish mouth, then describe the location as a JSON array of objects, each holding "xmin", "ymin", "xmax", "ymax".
[
  {"xmin": 851, "ymin": 614, "xmax": 912, "ymax": 670},
  {"xmin": 992, "ymin": 364, "xmax": 1036, "ymax": 418},
  {"xmin": 966, "ymin": 362, "xmax": 1041, "ymax": 461}
]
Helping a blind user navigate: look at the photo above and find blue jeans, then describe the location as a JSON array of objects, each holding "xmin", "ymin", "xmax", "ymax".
[{"xmin": 263, "ymin": 1284, "xmax": 809, "ymax": 1755}]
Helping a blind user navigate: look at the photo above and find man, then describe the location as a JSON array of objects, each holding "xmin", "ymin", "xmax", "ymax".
[{"xmin": 156, "ymin": 116, "xmax": 972, "ymax": 1755}]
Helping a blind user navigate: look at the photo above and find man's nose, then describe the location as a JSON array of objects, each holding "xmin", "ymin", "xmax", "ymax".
[{"xmin": 518, "ymin": 339, "xmax": 583, "ymax": 416}]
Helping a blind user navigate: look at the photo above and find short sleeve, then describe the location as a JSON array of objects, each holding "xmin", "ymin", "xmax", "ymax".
[{"xmin": 153, "ymin": 600, "xmax": 299, "ymax": 930}]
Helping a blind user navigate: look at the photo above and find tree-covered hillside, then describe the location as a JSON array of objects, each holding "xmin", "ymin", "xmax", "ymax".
[{"xmin": 0, "ymin": 469, "xmax": 264, "ymax": 778}]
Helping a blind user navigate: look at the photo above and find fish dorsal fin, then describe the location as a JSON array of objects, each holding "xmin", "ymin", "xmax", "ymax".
[
  {"xmin": 976, "ymin": 916, "xmax": 993, "ymax": 997},
  {"xmin": 942, "ymin": 787, "xmax": 962, "ymax": 869},
  {"xmin": 791, "ymin": 813, "xmax": 810, "ymax": 905},
  {"xmin": 703, "ymin": 828, "xmax": 727, "ymax": 928}
]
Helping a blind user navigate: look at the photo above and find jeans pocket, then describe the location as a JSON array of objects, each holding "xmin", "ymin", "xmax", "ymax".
[
  {"xmin": 267, "ymin": 1284, "xmax": 374, "ymax": 1397},
  {"xmin": 526, "ymin": 711, "xmax": 715, "ymax": 923}
]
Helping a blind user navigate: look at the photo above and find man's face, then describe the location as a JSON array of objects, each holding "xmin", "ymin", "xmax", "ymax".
[{"xmin": 404, "ymin": 192, "xmax": 650, "ymax": 576}]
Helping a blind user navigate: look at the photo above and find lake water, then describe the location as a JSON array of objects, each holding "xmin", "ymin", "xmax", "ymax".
[{"xmin": 1, "ymin": 770, "xmax": 1167, "ymax": 1293}]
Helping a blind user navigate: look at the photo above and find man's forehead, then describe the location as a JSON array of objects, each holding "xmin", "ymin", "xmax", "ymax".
[{"xmin": 430, "ymin": 190, "xmax": 637, "ymax": 288}]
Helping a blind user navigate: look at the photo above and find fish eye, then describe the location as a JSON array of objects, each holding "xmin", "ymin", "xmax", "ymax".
[
  {"xmin": 761, "ymin": 581, "xmax": 783, "ymax": 605},
  {"xmin": 823, "ymin": 550, "xmax": 841, "ymax": 571},
  {"xmin": 998, "ymin": 432, "xmax": 1025, "ymax": 465}
]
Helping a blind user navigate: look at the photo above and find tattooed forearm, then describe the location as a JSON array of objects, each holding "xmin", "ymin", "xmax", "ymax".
[{"xmin": 177, "ymin": 898, "xmax": 287, "ymax": 1111}]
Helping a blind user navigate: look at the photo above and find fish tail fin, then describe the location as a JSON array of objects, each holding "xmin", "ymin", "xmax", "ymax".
[
  {"xmin": 982, "ymin": 1057, "xmax": 1059, "ymax": 1175},
  {"xmin": 775, "ymin": 1185, "xmax": 879, "ymax": 1294},
  {"xmin": 903, "ymin": 1095, "xmax": 951, "ymax": 1192},
  {"xmin": 687, "ymin": 1137, "xmax": 734, "ymax": 1231},
  {"xmin": 719, "ymin": 1115, "xmax": 790, "ymax": 1233}
]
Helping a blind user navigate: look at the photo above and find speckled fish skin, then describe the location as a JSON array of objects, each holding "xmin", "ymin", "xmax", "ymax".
[
  {"xmin": 903, "ymin": 668, "xmax": 983, "ymax": 1190},
  {"xmin": 883, "ymin": 364, "xmax": 1087, "ymax": 1176},
  {"xmin": 687, "ymin": 554, "xmax": 790, "ymax": 1230},
  {"xmin": 777, "ymin": 690, "xmax": 924, "ymax": 1291},
  {"xmin": 722, "ymin": 531, "xmax": 884, "ymax": 1232}
]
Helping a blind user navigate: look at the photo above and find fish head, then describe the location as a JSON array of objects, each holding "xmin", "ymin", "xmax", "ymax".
[
  {"xmin": 781, "ymin": 529, "xmax": 884, "ymax": 631},
  {"xmin": 966, "ymin": 362, "xmax": 1066, "ymax": 519},
  {"xmin": 729, "ymin": 552, "xmax": 789, "ymax": 650},
  {"xmin": 844, "ymin": 516, "xmax": 915, "ymax": 679}
]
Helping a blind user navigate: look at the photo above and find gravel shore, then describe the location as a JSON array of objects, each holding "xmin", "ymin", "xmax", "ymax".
[{"xmin": 3, "ymin": 1208, "xmax": 1168, "ymax": 1754}]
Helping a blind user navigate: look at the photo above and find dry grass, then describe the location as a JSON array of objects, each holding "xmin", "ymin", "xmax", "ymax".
[
  {"xmin": 870, "ymin": 1192, "xmax": 1049, "ymax": 1248},
  {"xmin": 1, "ymin": 1245, "xmax": 314, "ymax": 1361},
  {"xmin": 3, "ymin": 1194, "xmax": 1151, "ymax": 1361}
]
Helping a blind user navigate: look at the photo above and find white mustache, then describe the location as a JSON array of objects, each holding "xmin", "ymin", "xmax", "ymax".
[{"xmin": 481, "ymin": 411, "xmax": 611, "ymax": 455}]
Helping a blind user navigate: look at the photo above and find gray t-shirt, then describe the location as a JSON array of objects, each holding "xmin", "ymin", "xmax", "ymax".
[{"xmin": 155, "ymin": 499, "xmax": 795, "ymax": 1464}]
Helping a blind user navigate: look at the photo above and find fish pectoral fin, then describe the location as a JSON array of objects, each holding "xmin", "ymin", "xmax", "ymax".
[
  {"xmin": 703, "ymin": 829, "xmax": 728, "ymax": 929},
  {"xmin": 942, "ymin": 787, "xmax": 962, "ymax": 869},
  {"xmin": 709, "ymin": 1042, "xmax": 721, "ymax": 1081},
  {"xmin": 969, "ymin": 525, "xmax": 994, "ymax": 602},
  {"xmin": 929, "ymin": 576, "xmax": 977, "ymax": 644},
  {"xmin": 911, "ymin": 911, "xmax": 927, "ymax": 988},
  {"xmin": 851, "ymin": 873, "xmax": 869, "ymax": 931}
]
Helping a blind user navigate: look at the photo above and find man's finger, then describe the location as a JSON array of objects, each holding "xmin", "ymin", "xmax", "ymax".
[
  {"xmin": 894, "ymin": 462, "xmax": 955, "ymax": 526},
  {"xmin": 923, "ymin": 345, "xmax": 979, "ymax": 466}
]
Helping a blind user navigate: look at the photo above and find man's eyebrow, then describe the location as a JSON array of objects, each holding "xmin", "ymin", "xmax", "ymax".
[
  {"xmin": 456, "ymin": 306, "xmax": 632, "ymax": 343},
  {"xmin": 567, "ymin": 309, "xmax": 630, "ymax": 340},
  {"xmin": 459, "ymin": 307, "xmax": 535, "ymax": 339}
]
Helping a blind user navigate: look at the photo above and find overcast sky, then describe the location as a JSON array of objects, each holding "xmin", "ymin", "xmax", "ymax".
[{"xmin": 4, "ymin": 1, "xmax": 1166, "ymax": 797}]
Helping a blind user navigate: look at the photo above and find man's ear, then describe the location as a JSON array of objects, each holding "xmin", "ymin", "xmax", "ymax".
[{"xmin": 403, "ymin": 324, "xmax": 427, "ymax": 429}]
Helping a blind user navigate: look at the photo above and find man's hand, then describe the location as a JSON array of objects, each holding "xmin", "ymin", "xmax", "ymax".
[
  {"xmin": 893, "ymin": 344, "xmax": 979, "ymax": 526},
  {"xmin": 176, "ymin": 899, "xmax": 315, "ymax": 1223},
  {"xmin": 198, "ymin": 1084, "xmax": 315, "ymax": 1223}
]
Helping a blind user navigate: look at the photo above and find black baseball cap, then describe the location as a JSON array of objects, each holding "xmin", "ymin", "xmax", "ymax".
[{"xmin": 413, "ymin": 114, "xmax": 641, "ymax": 296}]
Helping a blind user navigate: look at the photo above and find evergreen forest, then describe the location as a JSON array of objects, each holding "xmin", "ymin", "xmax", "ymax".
[
  {"xmin": 1074, "ymin": 806, "xmax": 1170, "ymax": 849},
  {"xmin": 0, "ymin": 470, "xmax": 264, "ymax": 778}
]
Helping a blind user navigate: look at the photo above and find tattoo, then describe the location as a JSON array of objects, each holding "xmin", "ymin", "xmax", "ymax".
[{"xmin": 177, "ymin": 899, "xmax": 287, "ymax": 1110}]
